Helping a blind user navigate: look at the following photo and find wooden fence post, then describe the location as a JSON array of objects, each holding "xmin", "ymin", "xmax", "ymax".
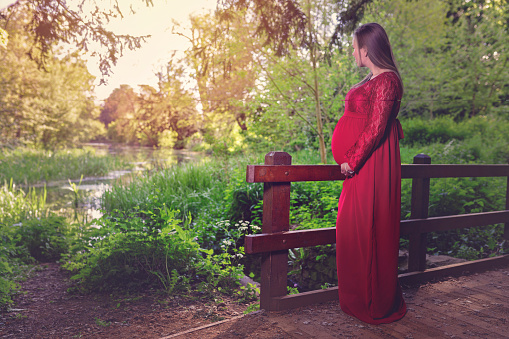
[
  {"xmin": 260, "ymin": 151, "xmax": 291, "ymax": 311},
  {"xmin": 505, "ymin": 176, "xmax": 509, "ymax": 241},
  {"xmin": 408, "ymin": 153, "xmax": 431, "ymax": 272}
]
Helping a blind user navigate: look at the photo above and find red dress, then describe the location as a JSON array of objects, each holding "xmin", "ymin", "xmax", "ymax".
[{"xmin": 331, "ymin": 72, "xmax": 406, "ymax": 324}]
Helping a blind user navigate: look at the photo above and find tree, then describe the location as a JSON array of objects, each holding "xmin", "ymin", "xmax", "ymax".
[
  {"xmin": 442, "ymin": 0, "xmax": 509, "ymax": 118},
  {"xmin": 174, "ymin": 10, "xmax": 260, "ymax": 143},
  {"xmin": 218, "ymin": 0, "xmax": 373, "ymax": 53},
  {"xmin": 363, "ymin": 0, "xmax": 449, "ymax": 119},
  {"xmin": 214, "ymin": 0, "xmax": 375, "ymax": 163},
  {"xmin": 245, "ymin": 44, "xmax": 359, "ymax": 153},
  {"xmin": 243, "ymin": 0, "xmax": 360, "ymax": 162},
  {"xmin": 102, "ymin": 59, "xmax": 200, "ymax": 148},
  {"xmin": 155, "ymin": 61, "xmax": 199, "ymax": 149},
  {"xmin": 364, "ymin": 0, "xmax": 509, "ymax": 119},
  {"xmin": 0, "ymin": 7, "xmax": 103, "ymax": 148},
  {"xmin": 100, "ymin": 85, "xmax": 137, "ymax": 128},
  {"xmin": 1, "ymin": 0, "xmax": 150, "ymax": 82}
]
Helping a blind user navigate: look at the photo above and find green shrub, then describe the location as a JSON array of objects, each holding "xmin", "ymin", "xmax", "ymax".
[
  {"xmin": 401, "ymin": 117, "xmax": 468, "ymax": 146},
  {"xmin": 14, "ymin": 215, "xmax": 70, "ymax": 262},
  {"xmin": 291, "ymin": 180, "xmax": 343, "ymax": 229},
  {"xmin": 0, "ymin": 234, "xmax": 18, "ymax": 310},
  {"xmin": 399, "ymin": 131, "xmax": 508, "ymax": 260},
  {"xmin": 289, "ymin": 245, "xmax": 337, "ymax": 291},
  {"xmin": 63, "ymin": 207, "xmax": 247, "ymax": 294}
]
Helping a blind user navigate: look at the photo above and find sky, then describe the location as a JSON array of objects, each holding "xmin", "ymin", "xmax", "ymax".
[{"xmin": 0, "ymin": 0, "xmax": 217, "ymax": 101}]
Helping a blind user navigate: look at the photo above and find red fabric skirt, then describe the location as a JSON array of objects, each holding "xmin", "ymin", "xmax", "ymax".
[{"xmin": 331, "ymin": 111, "xmax": 406, "ymax": 324}]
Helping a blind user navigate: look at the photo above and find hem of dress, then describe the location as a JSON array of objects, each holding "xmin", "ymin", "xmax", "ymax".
[{"xmin": 340, "ymin": 305, "xmax": 407, "ymax": 325}]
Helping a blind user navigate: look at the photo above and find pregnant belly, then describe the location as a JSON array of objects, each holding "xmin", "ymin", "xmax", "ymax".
[{"xmin": 331, "ymin": 115, "xmax": 367, "ymax": 165}]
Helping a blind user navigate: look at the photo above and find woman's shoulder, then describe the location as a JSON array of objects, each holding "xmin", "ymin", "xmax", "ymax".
[
  {"xmin": 372, "ymin": 71, "xmax": 399, "ymax": 83},
  {"xmin": 370, "ymin": 71, "xmax": 402, "ymax": 92}
]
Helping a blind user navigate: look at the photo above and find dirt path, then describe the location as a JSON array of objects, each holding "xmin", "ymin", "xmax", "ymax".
[
  {"xmin": 0, "ymin": 263, "xmax": 259, "ymax": 338},
  {"xmin": 2, "ymin": 263, "xmax": 509, "ymax": 338}
]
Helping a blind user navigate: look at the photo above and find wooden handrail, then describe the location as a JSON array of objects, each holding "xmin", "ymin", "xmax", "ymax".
[
  {"xmin": 246, "ymin": 164, "xmax": 509, "ymax": 183},
  {"xmin": 245, "ymin": 210, "xmax": 509, "ymax": 254}
]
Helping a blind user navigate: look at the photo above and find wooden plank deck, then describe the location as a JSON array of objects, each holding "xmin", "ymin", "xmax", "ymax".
[{"xmin": 173, "ymin": 265, "xmax": 509, "ymax": 338}]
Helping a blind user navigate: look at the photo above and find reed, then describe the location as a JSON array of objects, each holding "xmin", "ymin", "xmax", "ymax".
[
  {"xmin": 0, "ymin": 179, "xmax": 48, "ymax": 224},
  {"xmin": 0, "ymin": 147, "xmax": 131, "ymax": 185}
]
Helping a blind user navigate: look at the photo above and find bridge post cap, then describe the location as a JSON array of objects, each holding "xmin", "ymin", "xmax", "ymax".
[
  {"xmin": 265, "ymin": 152, "xmax": 292, "ymax": 165},
  {"xmin": 413, "ymin": 153, "xmax": 431, "ymax": 164}
]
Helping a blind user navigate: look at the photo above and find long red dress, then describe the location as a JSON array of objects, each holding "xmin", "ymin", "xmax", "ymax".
[{"xmin": 331, "ymin": 71, "xmax": 406, "ymax": 324}]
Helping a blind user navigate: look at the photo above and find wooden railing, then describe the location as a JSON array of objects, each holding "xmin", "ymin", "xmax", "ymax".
[{"xmin": 245, "ymin": 151, "xmax": 509, "ymax": 311}]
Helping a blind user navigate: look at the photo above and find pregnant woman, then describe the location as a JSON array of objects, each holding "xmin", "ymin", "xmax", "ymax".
[{"xmin": 331, "ymin": 22, "xmax": 407, "ymax": 324}]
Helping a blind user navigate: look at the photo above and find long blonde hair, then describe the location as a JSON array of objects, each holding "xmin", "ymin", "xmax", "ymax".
[{"xmin": 352, "ymin": 23, "xmax": 402, "ymax": 90}]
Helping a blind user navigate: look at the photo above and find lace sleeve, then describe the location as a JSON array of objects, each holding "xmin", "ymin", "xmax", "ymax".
[{"xmin": 344, "ymin": 76, "xmax": 399, "ymax": 172}]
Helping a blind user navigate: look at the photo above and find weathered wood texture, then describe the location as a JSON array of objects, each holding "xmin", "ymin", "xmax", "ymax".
[
  {"xmin": 245, "ymin": 210, "xmax": 509, "ymax": 254},
  {"xmin": 505, "ymin": 176, "xmax": 509, "ymax": 241},
  {"xmin": 408, "ymin": 154, "xmax": 431, "ymax": 272},
  {"xmin": 245, "ymin": 152, "xmax": 509, "ymax": 311},
  {"xmin": 259, "ymin": 152, "xmax": 291, "ymax": 311},
  {"xmin": 246, "ymin": 163, "xmax": 509, "ymax": 183},
  {"xmin": 264, "ymin": 255, "xmax": 509, "ymax": 311}
]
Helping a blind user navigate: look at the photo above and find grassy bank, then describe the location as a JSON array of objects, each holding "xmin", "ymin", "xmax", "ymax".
[{"xmin": 0, "ymin": 147, "xmax": 132, "ymax": 185}]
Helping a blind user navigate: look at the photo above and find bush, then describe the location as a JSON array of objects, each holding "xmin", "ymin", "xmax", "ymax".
[
  {"xmin": 0, "ymin": 232, "xmax": 18, "ymax": 310},
  {"xmin": 401, "ymin": 117, "xmax": 468, "ymax": 146},
  {"xmin": 0, "ymin": 180, "xmax": 48, "ymax": 224},
  {"xmin": 63, "ymin": 207, "xmax": 247, "ymax": 295},
  {"xmin": 289, "ymin": 245, "xmax": 337, "ymax": 291},
  {"xmin": 14, "ymin": 215, "xmax": 70, "ymax": 262}
]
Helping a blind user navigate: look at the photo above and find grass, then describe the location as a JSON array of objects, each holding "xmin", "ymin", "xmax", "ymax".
[
  {"xmin": 0, "ymin": 180, "xmax": 48, "ymax": 224},
  {"xmin": 101, "ymin": 154, "xmax": 264, "ymax": 221},
  {"xmin": 0, "ymin": 146, "xmax": 132, "ymax": 185}
]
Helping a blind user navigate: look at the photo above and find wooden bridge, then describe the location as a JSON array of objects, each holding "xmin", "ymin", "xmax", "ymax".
[
  {"xmin": 244, "ymin": 151, "xmax": 509, "ymax": 312},
  {"xmin": 172, "ymin": 265, "xmax": 509, "ymax": 338}
]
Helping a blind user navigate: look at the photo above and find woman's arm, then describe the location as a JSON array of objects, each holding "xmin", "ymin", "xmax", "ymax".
[{"xmin": 344, "ymin": 75, "xmax": 400, "ymax": 172}]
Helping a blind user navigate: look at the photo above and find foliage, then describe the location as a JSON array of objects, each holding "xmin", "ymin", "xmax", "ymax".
[
  {"xmin": 0, "ymin": 0, "xmax": 149, "ymax": 80},
  {"xmin": 14, "ymin": 215, "xmax": 71, "ymax": 262},
  {"xmin": 0, "ymin": 8, "xmax": 104, "ymax": 148},
  {"xmin": 401, "ymin": 116, "xmax": 509, "ymax": 164},
  {"xmin": 101, "ymin": 160, "xmax": 225, "ymax": 221},
  {"xmin": 0, "ymin": 147, "xmax": 131, "ymax": 185},
  {"xmin": 398, "ymin": 117, "xmax": 509, "ymax": 260},
  {"xmin": 174, "ymin": 10, "xmax": 261, "ymax": 148},
  {"xmin": 0, "ymin": 181, "xmax": 63, "ymax": 309},
  {"xmin": 99, "ymin": 85, "xmax": 137, "ymax": 129},
  {"xmin": 219, "ymin": 0, "xmax": 372, "ymax": 54},
  {"xmin": 63, "ymin": 208, "xmax": 202, "ymax": 291},
  {"xmin": 0, "ymin": 180, "xmax": 47, "ymax": 224},
  {"xmin": 62, "ymin": 207, "xmax": 251, "ymax": 297},
  {"xmin": 0, "ymin": 228, "xmax": 19, "ymax": 310},
  {"xmin": 289, "ymin": 245, "xmax": 337, "ymax": 291},
  {"xmin": 245, "ymin": 46, "xmax": 359, "ymax": 155},
  {"xmin": 101, "ymin": 68, "xmax": 200, "ymax": 148},
  {"xmin": 291, "ymin": 180, "xmax": 343, "ymax": 229},
  {"xmin": 365, "ymin": 0, "xmax": 509, "ymax": 119}
]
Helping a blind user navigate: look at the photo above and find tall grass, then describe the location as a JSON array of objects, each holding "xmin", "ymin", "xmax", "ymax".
[
  {"xmin": 0, "ymin": 147, "xmax": 132, "ymax": 185},
  {"xmin": 0, "ymin": 180, "xmax": 52, "ymax": 309},
  {"xmin": 101, "ymin": 154, "xmax": 263, "ymax": 220},
  {"xmin": 0, "ymin": 179, "xmax": 48, "ymax": 224}
]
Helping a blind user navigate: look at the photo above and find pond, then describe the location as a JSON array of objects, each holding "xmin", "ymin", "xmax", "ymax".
[{"xmin": 29, "ymin": 143, "xmax": 203, "ymax": 221}]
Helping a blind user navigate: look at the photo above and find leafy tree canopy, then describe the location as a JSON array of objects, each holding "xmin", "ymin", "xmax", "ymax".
[
  {"xmin": 1, "ymin": 0, "xmax": 151, "ymax": 82},
  {"xmin": 217, "ymin": 0, "xmax": 373, "ymax": 54}
]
